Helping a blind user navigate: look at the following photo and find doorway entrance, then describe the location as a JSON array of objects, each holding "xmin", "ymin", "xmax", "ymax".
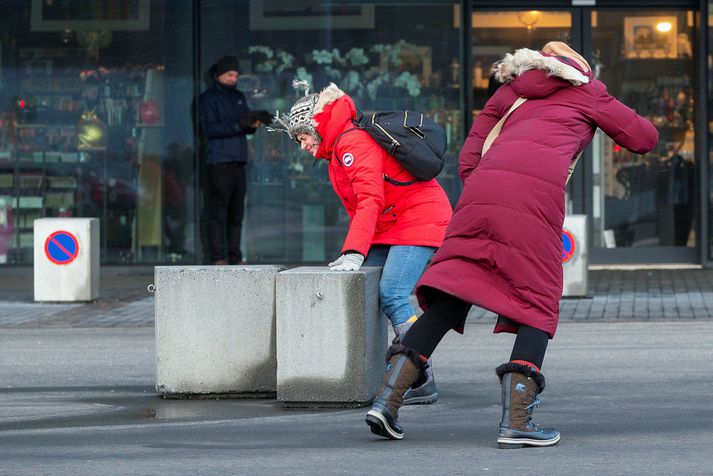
[{"xmin": 471, "ymin": 5, "xmax": 699, "ymax": 264}]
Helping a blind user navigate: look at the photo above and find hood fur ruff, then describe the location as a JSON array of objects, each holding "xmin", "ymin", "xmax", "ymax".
[
  {"xmin": 313, "ymin": 83, "xmax": 346, "ymax": 117},
  {"xmin": 494, "ymin": 48, "xmax": 590, "ymax": 86}
]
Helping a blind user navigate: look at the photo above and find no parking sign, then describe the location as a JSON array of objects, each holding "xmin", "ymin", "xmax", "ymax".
[
  {"xmin": 562, "ymin": 215, "xmax": 588, "ymax": 297},
  {"xmin": 44, "ymin": 230, "xmax": 79, "ymax": 265},
  {"xmin": 562, "ymin": 229, "xmax": 575, "ymax": 263},
  {"xmin": 34, "ymin": 218, "xmax": 99, "ymax": 301}
]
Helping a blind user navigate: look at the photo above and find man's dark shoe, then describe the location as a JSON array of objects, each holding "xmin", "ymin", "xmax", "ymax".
[{"xmin": 496, "ymin": 362, "xmax": 560, "ymax": 449}]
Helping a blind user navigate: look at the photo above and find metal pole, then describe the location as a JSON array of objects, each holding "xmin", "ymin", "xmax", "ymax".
[
  {"xmin": 461, "ymin": 0, "xmax": 473, "ymax": 137},
  {"xmin": 697, "ymin": 0, "xmax": 710, "ymax": 266},
  {"xmin": 192, "ymin": 0, "xmax": 202, "ymax": 265}
]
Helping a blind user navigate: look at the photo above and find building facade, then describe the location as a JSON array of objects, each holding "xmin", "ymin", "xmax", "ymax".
[{"xmin": 0, "ymin": 0, "xmax": 711, "ymax": 266}]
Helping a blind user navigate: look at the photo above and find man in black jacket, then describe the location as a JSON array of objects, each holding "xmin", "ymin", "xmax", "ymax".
[{"xmin": 199, "ymin": 56, "xmax": 270, "ymax": 265}]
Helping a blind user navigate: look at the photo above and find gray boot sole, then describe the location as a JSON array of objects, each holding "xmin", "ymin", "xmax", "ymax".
[{"xmin": 497, "ymin": 433, "xmax": 561, "ymax": 449}]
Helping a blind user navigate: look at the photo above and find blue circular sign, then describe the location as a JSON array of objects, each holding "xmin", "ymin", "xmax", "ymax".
[
  {"xmin": 562, "ymin": 229, "xmax": 575, "ymax": 263},
  {"xmin": 44, "ymin": 230, "xmax": 79, "ymax": 265}
]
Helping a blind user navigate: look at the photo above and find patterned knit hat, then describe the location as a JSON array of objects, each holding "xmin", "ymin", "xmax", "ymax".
[
  {"xmin": 287, "ymin": 91, "xmax": 320, "ymax": 143},
  {"xmin": 267, "ymin": 80, "xmax": 322, "ymax": 144}
]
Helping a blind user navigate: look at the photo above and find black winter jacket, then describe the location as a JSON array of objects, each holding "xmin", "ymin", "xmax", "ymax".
[{"xmin": 198, "ymin": 82, "xmax": 254, "ymax": 164}]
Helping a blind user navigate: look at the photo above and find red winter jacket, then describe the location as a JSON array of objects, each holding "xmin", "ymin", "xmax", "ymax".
[
  {"xmin": 416, "ymin": 48, "xmax": 658, "ymax": 337},
  {"xmin": 312, "ymin": 86, "xmax": 452, "ymax": 256}
]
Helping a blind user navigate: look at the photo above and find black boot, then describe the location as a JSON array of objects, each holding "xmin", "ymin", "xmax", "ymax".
[
  {"xmin": 496, "ymin": 362, "xmax": 560, "ymax": 449},
  {"xmin": 366, "ymin": 344, "xmax": 426, "ymax": 440}
]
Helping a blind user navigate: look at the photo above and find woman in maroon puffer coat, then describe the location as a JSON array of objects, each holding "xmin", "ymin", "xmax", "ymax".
[{"xmin": 366, "ymin": 42, "xmax": 658, "ymax": 447}]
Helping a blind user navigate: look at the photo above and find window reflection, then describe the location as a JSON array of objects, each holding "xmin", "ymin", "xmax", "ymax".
[
  {"xmin": 214, "ymin": 2, "xmax": 464, "ymax": 263},
  {"xmin": 0, "ymin": 1, "xmax": 196, "ymax": 264},
  {"xmin": 592, "ymin": 11, "xmax": 695, "ymax": 249}
]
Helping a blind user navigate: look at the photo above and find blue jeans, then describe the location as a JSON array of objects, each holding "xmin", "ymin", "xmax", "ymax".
[{"xmin": 363, "ymin": 245, "xmax": 436, "ymax": 326}]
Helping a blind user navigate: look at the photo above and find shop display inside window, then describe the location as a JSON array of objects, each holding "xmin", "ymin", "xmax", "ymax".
[
  {"xmin": 0, "ymin": 52, "xmax": 165, "ymax": 263},
  {"xmin": 594, "ymin": 12, "xmax": 696, "ymax": 249},
  {"xmin": 244, "ymin": 40, "xmax": 462, "ymax": 186},
  {"xmin": 240, "ymin": 39, "xmax": 463, "ymax": 262}
]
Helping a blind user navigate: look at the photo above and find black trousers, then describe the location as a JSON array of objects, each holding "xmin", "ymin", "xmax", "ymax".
[
  {"xmin": 206, "ymin": 162, "xmax": 246, "ymax": 264},
  {"xmin": 401, "ymin": 289, "xmax": 550, "ymax": 369}
]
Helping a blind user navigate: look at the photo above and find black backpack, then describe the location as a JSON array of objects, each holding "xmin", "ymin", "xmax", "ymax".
[{"xmin": 334, "ymin": 110, "xmax": 447, "ymax": 186}]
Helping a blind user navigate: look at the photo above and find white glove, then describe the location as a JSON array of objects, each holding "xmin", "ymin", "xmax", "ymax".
[{"xmin": 328, "ymin": 253, "xmax": 365, "ymax": 271}]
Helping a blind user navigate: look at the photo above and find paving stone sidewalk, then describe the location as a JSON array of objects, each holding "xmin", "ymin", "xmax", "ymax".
[{"xmin": 0, "ymin": 268, "xmax": 711, "ymax": 328}]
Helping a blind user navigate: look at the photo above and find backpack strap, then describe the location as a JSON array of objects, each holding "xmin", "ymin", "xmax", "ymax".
[
  {"xmin": 384, "ymin": 176, "xmax": 416, "ymax": 186},
  {"xmin": 481, "ymin": 97, "xmax": 527, "ymax": 158},
  {"xmin": 332, "ymin": 126, "xmax": 360, "ymax": 165},
  {"xmin": 332, "ymin": 122, "xmax": 416, "ymax": 186},
  {"xmin": 566, "ymin": 150, "xmax": 583, "ymax": 185}
]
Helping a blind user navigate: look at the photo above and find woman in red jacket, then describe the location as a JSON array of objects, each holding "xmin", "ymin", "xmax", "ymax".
[
  {"xmin": 277, "ymin": 81, "xmax": 452, "ymax": 404},
  {"xmin": 365, "ymin": 42, "xmax": 659, "ymax": 447}
]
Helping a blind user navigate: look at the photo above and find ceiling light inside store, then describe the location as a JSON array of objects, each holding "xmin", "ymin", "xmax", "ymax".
[
  {"xmin": 517, "ymin": 11, "xmax": 540, "ymax": 30},
  {"xmin": 656, "ymin": 22, "xmax": 672, "ymax": 32},
  {"xmin": 469, "ymin": 11, "xmax": 571, "ymax": 29}
]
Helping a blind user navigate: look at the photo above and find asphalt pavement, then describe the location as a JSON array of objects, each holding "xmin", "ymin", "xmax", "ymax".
[
  {"xmin": 1, "ymin": 323, "xmax": 712, "ymax": 475},
  {"xmin": 0, "ymin": 267, "xmax": 712, "ymax": 475}
]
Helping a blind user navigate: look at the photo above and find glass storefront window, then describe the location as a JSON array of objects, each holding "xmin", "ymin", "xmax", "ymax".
[
  {"xmin": 202, "ymin": 2, "xmax": 464, "ymax": 264},
  {"xmin": 471, "ymin": 10, "xmax": 573, "ymax": 109},
  {"xmin": 2, "ymin": 2, "xmax": 703, "ymax": 267},
  {"xmin": 591, "ymin": 11, "xmax": 696, "ymax": 251},
  {"xmin": 471, "ymin": 10, "xmax": 575, "ymax": 209},
  {"xmin": 0, "ymin": 0, "xmax": 196, "ymax": 264}
]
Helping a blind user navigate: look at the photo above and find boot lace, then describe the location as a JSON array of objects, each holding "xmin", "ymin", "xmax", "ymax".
[{"xmin": 525, "ymin": 396, "xmax": 541, "ymax": 430}]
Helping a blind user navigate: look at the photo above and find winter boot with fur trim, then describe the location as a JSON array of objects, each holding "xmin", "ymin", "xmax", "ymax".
[
  {"xmin": 496, "ymin": 362, "xmax": 561, "ymax": 449},
  {"xmin": 393, "ymin": 319, "xmax": 438, "ymax": 405},
  {"xmin": 366, "ymin": 344, "xmax": 425, "ymax": 440}
]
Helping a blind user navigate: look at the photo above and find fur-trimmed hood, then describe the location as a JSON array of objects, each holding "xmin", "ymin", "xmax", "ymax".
[
  {"xmin": 313, "ymin": 83, "xmax": 346, "ymax": 116},
  {"xmin": 312, "ymin": 83, "xmax": 358, "ymax": 160},
  {"xmin": 494, "ymin": 47, "xmax": 591, "ymax": 86}
]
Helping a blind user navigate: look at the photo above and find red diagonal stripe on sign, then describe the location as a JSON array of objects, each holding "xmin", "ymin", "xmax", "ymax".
[{"xmin": 50, "ymin": 236, "xmax": 75, "ymax": 259}]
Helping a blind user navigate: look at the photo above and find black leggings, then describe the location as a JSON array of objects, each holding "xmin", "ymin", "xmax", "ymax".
[{"xmin": 400, "ymin": 289, "xmax": 550, "ymax": 369}]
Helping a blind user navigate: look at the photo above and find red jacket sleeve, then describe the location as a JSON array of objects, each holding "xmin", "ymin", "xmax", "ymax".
[
  {"xmin": 592, "ymin": 82, "xmax": 659, "ymax": 154},
  {"xmin": 336, "ymin": 134, "xmax": 385, "ymax": 256},
  {"xmin": 459, "ymin": 87, "xmax": 514, "ymax": 182}
]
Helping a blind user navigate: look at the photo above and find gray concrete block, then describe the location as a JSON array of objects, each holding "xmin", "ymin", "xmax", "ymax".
[
  {"xmin": 276, "ymin": 267, "xmax": 385, "ymax": 407},
  {"xmin": 155, "ymin": 265, "xmax": 285, "ymax": 396}
]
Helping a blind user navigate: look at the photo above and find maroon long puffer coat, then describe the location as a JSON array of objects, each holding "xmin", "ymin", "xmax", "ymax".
[{"xmin": 416, "ymin": 48, "xmax": 659, "ymax": 337}]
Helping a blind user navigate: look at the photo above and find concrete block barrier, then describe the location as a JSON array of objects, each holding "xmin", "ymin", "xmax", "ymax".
[
  {"xmin": 276, "ymin": 267, "xmax": 385, "ymax": 407},
  {"xmin": 155, "ymin": 265, "xmax": 285, "ymax": 397}
]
